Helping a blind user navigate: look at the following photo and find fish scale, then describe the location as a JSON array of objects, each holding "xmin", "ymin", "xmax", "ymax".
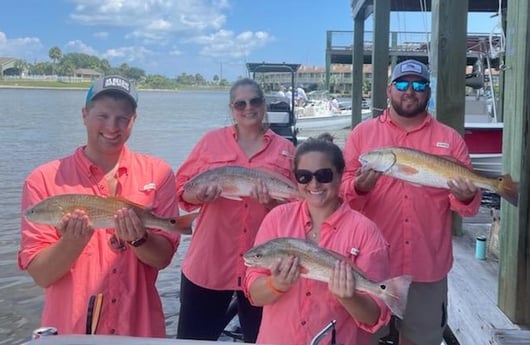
[
  {"xmin": 359, "ymin": 146, "xmax": 519, "ymax": 206},
  {"xmin": 184, "ymin": 165, "xmax": 298, "ymax": 202},
  {"xmin": 23, "ymin": 194, "xmax": 197, "ymax": 234},
  {"xmin": 244, "ymin": 237, "xmax": 412, "ymax": 319}
]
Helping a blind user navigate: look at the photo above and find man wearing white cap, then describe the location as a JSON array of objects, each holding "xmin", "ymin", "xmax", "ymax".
[{"xmin": 341, "ymin": 60, "xmax": 481, "ymax": 345}]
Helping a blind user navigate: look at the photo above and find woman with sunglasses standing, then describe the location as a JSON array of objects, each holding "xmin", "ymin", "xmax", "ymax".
[
  {"xmin": 175, "ymin": 78, "xmax": 296, "ymax": 342},
  {"xmin": 244, "ymin": 135, "xmax": 392, "ymax": 345},
  {"xmin": 341, "ymin": 59, "xmax": 480, "ymax": 345}
]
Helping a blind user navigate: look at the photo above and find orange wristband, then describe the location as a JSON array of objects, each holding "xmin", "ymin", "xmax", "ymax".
[{"xmin": 266, "ymin": 276, "xmax": 287, "ymax": 295}]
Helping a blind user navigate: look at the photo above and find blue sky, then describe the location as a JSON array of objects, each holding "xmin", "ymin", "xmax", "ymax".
[{"xmin": 0, "ymin": 0, "xmax": 501, "ymax": 81}]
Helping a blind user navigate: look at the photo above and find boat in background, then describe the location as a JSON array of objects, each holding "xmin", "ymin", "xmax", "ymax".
[
  {"xmin": 295, "ymin": 90, "xmax": 371, "ymax": 131},
  {"xmin": 464, "ymin": 121, "xmax": 503, "ymax": 177},
  {"xmin": 464, "ymin": 92, "xmax": 502, "ymax": 177}
]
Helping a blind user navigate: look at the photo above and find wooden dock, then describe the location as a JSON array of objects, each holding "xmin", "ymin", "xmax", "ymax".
[{"xmin": 448, "ymin": 208, "xmax": 530, "ymax": 344}]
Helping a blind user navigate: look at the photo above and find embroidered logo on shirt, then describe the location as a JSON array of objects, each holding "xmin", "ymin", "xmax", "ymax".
[
  {"xmin": 281, "ymin": 150, "xmax": 294, "ymax": 158},
  {"xmin": 141, "ymin": 183, "xmax": 157, "ymax": 191},
  {"xmin": 436, "ymin": 142, "xmax": 449, "ymax": 149},
  {"xmin": 350, "ymin": 248, "xmax": 360, "ymax": 256}
]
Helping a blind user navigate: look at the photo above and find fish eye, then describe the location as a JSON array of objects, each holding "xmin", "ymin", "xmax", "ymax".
[
  {"xmin": 170, "ymin": 219, "xmax": 176, "ymax": 224},
  {"xmin": 379, "ymin": 284, "xmax": 387, "ymax": 290}
]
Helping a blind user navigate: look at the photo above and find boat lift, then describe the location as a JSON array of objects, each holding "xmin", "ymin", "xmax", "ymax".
[{"xmin": 246, "ymin": 62, "xmax": 300, "ymax": 145}]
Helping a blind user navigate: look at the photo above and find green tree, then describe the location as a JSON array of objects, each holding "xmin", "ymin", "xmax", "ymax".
[
  {"xmin": 14, "ymin": 59, "xmax": 29, "ymax": 76},
  {"xmin": 48, "ymin": 46, "xmax": 62, "ymax": 75}
]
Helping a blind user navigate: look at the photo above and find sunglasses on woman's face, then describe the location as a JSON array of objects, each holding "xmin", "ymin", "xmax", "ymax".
[
  {"xmin": 392, "ymin": 80, "xmax": 429, "ymax": 92},
  {"xmin": 232, "ymin": 97, "xmax": 264, "ymax": 111},
  {"xmin": 294, "ymin": 168, "xmax": 334, "ymax": 184}
]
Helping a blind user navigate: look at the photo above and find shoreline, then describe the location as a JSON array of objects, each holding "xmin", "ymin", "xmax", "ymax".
[{"xmin": 0, "ymin": 84, "xmax": 229, "ymax": 92}]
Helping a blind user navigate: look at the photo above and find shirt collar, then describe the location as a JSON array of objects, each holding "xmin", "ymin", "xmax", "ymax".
[{"xmin": 74, "ymin": 146, "xmax": 130, "ymax": 177}]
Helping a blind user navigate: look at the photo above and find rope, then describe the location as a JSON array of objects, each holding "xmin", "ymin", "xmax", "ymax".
[{"xmin": 489, "ymin": 0, "xmax": 506, "ymax": 59}]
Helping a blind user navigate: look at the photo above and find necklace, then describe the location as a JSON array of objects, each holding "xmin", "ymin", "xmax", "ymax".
[{"xmin": 307, "ymin": 229, "xmax": 319, "ymax": 240}]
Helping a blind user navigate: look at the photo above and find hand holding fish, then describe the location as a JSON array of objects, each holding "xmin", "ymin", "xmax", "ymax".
[
  {"xmin": 57, "ymin": 209, "xmax": 94, "ymax": 244},
  {"xmin": 447, "ymin": 177, "xmax": 478, "ymax": 203},
  {"xmin": 192, "ymin": 184, "xmax": 223, "ymax": 204},
  {"xmin": 354, "ymin": 167, "xmax": 382, "ymax": 194},
  {"xmin": 269, "ymin": 255, "xmax": 300, "ymax": 293},
  {"xmin": 329, "ymin": 261, "xmax": 356, "ymax": 299},
  {"xmin": 113, "ymin": 208, "xmax": 147, "ymax": 242},
  {"xmin": 249, "ymin": 179, "xmax": 274, "ymax": 205}
]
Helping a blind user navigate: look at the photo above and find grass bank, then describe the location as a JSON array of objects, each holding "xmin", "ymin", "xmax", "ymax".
[{"xmin": 0, "ymin": 79, "xmax": 230, "ymax": 91}]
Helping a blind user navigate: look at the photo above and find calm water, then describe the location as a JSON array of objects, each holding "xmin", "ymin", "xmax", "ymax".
[{"xmin": 0, "ymin": 88, "xmax": 234, "ymax": 344}]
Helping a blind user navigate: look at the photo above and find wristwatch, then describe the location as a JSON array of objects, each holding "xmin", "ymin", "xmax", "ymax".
[{"xmin": 128, "ymin": 232, "xmax": 149, "ymax": 247}]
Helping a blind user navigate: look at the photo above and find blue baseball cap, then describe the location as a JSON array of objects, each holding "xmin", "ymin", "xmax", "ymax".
[
  {"xmin": 391, "ymin": 59, "xmax": 430, "ymax": 83},
  {"xmin": 85, "ymin": 75, "xmax": 138, "ymax": 107}
]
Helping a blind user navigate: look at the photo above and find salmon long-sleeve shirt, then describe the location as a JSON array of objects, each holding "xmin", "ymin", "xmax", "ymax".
[
  {"xmin": 244, "ymin": 201, "xmax": 391, "ymax": 345},
  {"xmin": 18, "ymin": 146, "xmax": 180, "ymax": 337},
  {"xmin": 175, "ymin": 126, "xmax": 295, "ymax": 290},
  {"xmin": 341, "ymin": 110, "xmax": 481, "ymax": 282}
]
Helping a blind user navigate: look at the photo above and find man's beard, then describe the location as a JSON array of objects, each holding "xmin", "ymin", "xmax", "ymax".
[{"xmin": 390, "ymin": 97, "xmax": 429, "ymax": 118}]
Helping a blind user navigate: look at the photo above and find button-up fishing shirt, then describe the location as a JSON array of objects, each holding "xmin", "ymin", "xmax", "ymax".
[
  {"xmin": 175, "ymin": 126, "xmax": 295, "ymax": 290},
  {"xmin": 341, "ymin": 110, "xmax": 481, "ymax": 282},
  {"xmin": 18, "ymin": 146, "xmax": 180, "ymax": 337},
  {"xmin": 244, "ymin": 201, "xmax": 391, "ymax": 345}
]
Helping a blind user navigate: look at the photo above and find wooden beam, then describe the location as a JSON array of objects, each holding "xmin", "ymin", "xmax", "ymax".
[
  {"xmin": 370, "ymin": 0, "xmax": 390, "ymax": 117},
  {"xmin": 498, "ymin": 0, "xmax": 530, "ymax": 325},
  {"xmin": 351, "ymin": 13, "xmax": 365, "ymax": 128},
  {"xmin": 430, "ymin": 0, "xmax": 468, "ymax": 237}
]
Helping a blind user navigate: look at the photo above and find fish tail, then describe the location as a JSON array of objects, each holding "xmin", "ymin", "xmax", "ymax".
[
  {"xmin": 175, "ymin": 212, "xmax": 200, "ymax": 234},
  {"xmin": 377, "ymin": 275, "xmax": 412, "ymax": 319},
  {"xmin": 496, "ymin": 174, "xmax": 519, "ymax": 206}
]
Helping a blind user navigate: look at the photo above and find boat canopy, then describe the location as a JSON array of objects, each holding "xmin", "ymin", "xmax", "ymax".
[{"xmin": 246, "ymin": 63, "xmax": 301, "ymax": 74}]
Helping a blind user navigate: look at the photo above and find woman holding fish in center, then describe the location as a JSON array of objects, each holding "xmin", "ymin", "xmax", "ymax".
[
  {"xmin": 174, "ymin": 78, "xmax": 296, "ymax": 342},
  {"xmin": 244, "ymin": 135, "xmax": 399, "ymax": 345}
]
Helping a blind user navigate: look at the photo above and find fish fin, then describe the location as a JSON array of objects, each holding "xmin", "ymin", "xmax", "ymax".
[
  {"xmin": 496, "ymin": 174, "xmax": 519, "ymax": 206},
  {"xmin": 221, "ymin": 195, "xmax": 243, "ymax": 201},
  {"xmin": 175, "ymin": 212, "xmax": 200, "ymax": 234},
  {"xmin": 107, "ymin": 196, "xmax": 148, "ymax": 210},
  {"xmin": 270, "ymin": 191, "xmax": 301, "ymax": 203},
  {"xmin": 375, "ymin": 275, "xmax": 413, "ymax": 319},
  {"xmin": 394, "ymin": 164, "xmax": 419, "ymax": 175}
]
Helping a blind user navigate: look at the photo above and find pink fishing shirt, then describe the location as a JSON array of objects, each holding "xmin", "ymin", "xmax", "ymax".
[
  {"xmin": 175, "ymin": 126, "xmax": 295, "ymax": 290},
  {"xmin": 244, "ymin": 201, "xmax": 391, "ymax": 345},
  {"xmin": 341, "ymin": 110, "xmax": 482, "ymax": 282},
  {"xmin": 18, "ymin": 146, "xmax": 180, "ymax": 337}
]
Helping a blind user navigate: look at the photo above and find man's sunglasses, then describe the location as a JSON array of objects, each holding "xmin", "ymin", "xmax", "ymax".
[
  {"xmin": 392, "ymin": 80, "xmax": 430, "ymax": 92},
  {"xmin": 294, "ymin": 168, "xmax": 334, "ymax": 184},
  {"xmin": 232, "ymin": 97, "xmax": 264, "ymax": 111}
]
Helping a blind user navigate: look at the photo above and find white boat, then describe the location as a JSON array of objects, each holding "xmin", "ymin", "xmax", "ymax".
[{"xmin": 295, "ymin": 91, "xmax": 372, "ymax": 131}]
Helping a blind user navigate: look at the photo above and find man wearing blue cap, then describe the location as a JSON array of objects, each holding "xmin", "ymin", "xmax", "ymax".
[
  {"xmin": 18, "ymin": 75, "xmax": 181, "ymax": 337},
  {"xmin": 341, "ymin": 60, "xmax": 481, "ymax": 345}
]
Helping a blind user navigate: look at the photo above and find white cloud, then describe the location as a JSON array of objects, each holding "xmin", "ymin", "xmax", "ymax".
[
  {"xmin": 67, "ymin": 0, "xmax": 274, "ymax": 70},
  {"xmin": 93, "ymin": 32, "xmax": 109, "ymax": 39},
  {"xmin": 64, "ymin": 40, "xmax": 99, "ymax": 56},
  {"xmin": 0, "ymin": 32, "xmax": 43, "ymax": 59},
  {"xmin": 103, "ymin": 46, "xmax": 154, "ymax": 64},
  {"xmin": 196, "ymin": 29, "xmax": 274, "ymax": 59},
  {"xmin": 70, "ymin": 0, "xmax": 228, "ymax": 41}
]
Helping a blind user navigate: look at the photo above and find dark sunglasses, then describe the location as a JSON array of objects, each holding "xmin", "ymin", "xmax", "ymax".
[
  {"xmin": 294, "ymin": 168, "xmax": 334, "ymax": 184},
  {"xmin": 392, "ymin": 80, "xmax": 429, "ymax": 92},
  {"xmin": 232, "ymin": 97, "xmax": 264, "ymax": 111}
]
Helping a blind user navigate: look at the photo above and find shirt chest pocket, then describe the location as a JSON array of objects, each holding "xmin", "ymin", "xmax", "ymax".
[{"xmin": 203, "ymin": 152, "xmax": 238, "ymax": 167}]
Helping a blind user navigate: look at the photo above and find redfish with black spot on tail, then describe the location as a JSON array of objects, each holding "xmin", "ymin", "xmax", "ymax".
[
  {"xmin": 184, "ymin": 165, "xmax": 299, "ymax": 202},
  {"xmin": 23, "ymin": 194, "xmax": 198, "ymax": 234},
  {"xmin": 243, "ymin": 237, "xmax": 412, "ymax": 319},
  {"xmin": 359, "ymin": 146, "xmax": 519, "ymax": 206}
]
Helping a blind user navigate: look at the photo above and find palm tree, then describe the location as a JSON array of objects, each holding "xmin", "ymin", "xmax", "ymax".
[{"xmin": 48, "ymin": 47, "xmax": 62, "ymax": 75}]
